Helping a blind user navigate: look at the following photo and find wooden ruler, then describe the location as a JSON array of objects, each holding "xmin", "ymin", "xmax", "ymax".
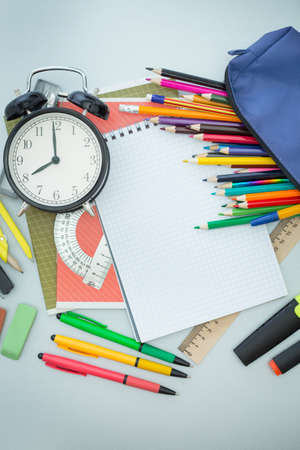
[{"xmin": 178, "ymin": 217, "xmax": 300, "ymax": 364}]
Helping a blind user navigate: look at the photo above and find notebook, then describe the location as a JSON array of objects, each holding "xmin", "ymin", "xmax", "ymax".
[{"xmin": 96, "ymin": 121, "xmax": 287, "ymax": 342}]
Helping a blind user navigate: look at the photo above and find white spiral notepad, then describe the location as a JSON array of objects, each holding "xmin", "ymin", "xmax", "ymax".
[{"xmin": 96, "ymin": 121, "xmax": 287, "ymax": 342}]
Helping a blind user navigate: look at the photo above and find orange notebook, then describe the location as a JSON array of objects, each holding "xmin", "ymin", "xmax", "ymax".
[{"xmin": 56, "ymin": 99, "xmax": 164, "ymax": 309}]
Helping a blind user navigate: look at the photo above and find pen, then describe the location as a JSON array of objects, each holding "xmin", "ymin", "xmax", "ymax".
[
  {"xmin": 38, "ymin": 353, "xmax": 176, "ymax": 395},
  {"xmin": 251, "ymin": 204, "xmax": 300, "ymax": 226},
  {"xmin": 0, "ymin": 227, "xmax": 23, "ymax": 272},
  {"xmin": 56, "ymin": 312, "xmax": 190, "ymax": 367},
  {"xmin": 0, "ymin": 200, "xmax": 32, "ymax": 259},
  {"xmin": 51, "ymin": 334, "xmax": 188, "ymax": 378}
]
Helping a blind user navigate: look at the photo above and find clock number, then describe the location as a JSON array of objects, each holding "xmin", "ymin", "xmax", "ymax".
[
  {"xmin": 16, "ymin": 155, "xmax": 23, "ymax": 165},
  {"xmin": 37, "ymin": 185, "xmax": 43, "ymax": 195},
  {"xmin": 90, "ymin": 154, "xmax": 97, "ymax": 165},
  {"xmin": 53, "ymin": 190, "xmax": 60, "ymax": 200},
  {"xmin": 23, "ymin": 139, "xmax": 32, "ymax": 149},
  {"xmin": 54, "ymin": 121, "xmax": 62, "ymax": 131},
  {"xmin": 35, "ymin": 127, "xmax": 43, "ymax": 136},
  {"xmin": 84, "ymin": 172, "xmax": 90, "ymax": 182},
  {"xmin": 72, "ymin": 186, "xmax": 78, "ymax": 196},
  {"xmin": 22, "ymin": 173, "xmax": 29, "ymax": 183},
  {"xmin": 84, "ymin": 137, "xmax": 90, "ymax": 147}
]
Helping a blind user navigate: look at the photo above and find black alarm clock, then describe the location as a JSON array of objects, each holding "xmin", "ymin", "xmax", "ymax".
[{"xmin": 3, "ymin": 66, "xmax": 110, "ymax": 214}]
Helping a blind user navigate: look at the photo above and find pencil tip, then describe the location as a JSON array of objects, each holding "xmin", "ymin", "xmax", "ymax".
[
  {"xmin": 182, "ymin": 160, "xmax": 188, "ymax": 163},
  {"xmin": 189, "ymin": 135, "xmax": 194, "ymax": 138},
  {"xmin": 211, "ymin": 192, "xmax": 216, "ymax": 195},
  {"xmin": 145, "ymin": 77, "xmax": 151, "ymax": 81},
  {"xmin": 194, "ymin": 226, "xmax": 200, "ymax": 229},
  {"xmin": 145, "ymin": 67, "xmax": 153, "ymax": 71},
  {"xmin": 202, "ymin": 178, "xmax": 207, "ymax": 181},
  {"xmin": 160, "ymin": 127, "xmax": 165, "ymax": 130}
]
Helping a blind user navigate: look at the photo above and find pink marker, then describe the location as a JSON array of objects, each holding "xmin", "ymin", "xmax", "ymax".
[
  {"xmin": 38, "ymin": 353, "xmax": 176, "ymax": 395},
  {"xmin": 147, "ymin": 77, "xmax": 227, "ymax": 97}
]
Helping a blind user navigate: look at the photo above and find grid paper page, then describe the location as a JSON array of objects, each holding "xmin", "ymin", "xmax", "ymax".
[{"xmin": 96, "ymin": 123, "xmax": 287, "ymax": 342}]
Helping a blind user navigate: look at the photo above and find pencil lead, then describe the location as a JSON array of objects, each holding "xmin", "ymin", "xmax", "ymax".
[
  {"xmin": 194, "ymin": 226, "xmax": 200, "ymax": 229},
  {"xmin": 182, "ymin": 160, "xmax": 188, "ymax": 163},
  {"xmin": 160, "ymin": 127, "xmax": 166, "ymax": 130},
  {"xmin": 202, "ymin": 178, "xmax": 207, "ymax": 181},
  {"xmin": 189, "ymin": 135, "xmax": 194, "ymax": 138},
  {"xmin": 145, "ymin": 67, "xmax": 153, "ymax": 71},
  {"xmin": 192, "ymin": 154, "xmax": 198, "ymax": 158},
  {"xmin": 221, "ymin": 204, "xmax": 227, "ymax": 207},
  {"xmin": 211, "ymin": 192, "xmax": 216, "ymax": 195},
  {"xmin": 145, "ymin": 77, "xmax": 151, "ymax": 81}
]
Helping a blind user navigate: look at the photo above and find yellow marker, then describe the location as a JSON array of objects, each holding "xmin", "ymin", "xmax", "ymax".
[
  {"xmin": 182, "ymin": 156, "xmax": 276, "ymax": 166},
  {"xmin": 0, "ymin": 200, "xmax": 32, "ymax": 259},
  {"xmin": 52, "ymin": 335, "xmax": 188, "ymax": 378}
]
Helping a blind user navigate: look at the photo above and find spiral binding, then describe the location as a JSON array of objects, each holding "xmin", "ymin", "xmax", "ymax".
[{"xmin": 104, "ymin": 120, "xmax": 155, "ymax": 142}]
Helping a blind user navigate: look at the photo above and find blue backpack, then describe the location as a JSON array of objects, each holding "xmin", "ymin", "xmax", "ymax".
[{"xmin": 226, "ymin": 26, "xmax": 300, "ymax": 188}]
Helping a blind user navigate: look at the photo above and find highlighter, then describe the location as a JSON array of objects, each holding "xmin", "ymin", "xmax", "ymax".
[
  {"xmin": 269, "ymin": 340, "xmax": 300, "ymax": 375},
  {"xmin": 234, "ymin": 294, "xmax": 300, "ymax": 366}
]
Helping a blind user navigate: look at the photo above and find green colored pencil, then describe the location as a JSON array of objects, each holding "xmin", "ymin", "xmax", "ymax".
[
  {"xmin": 215, "ymin": 182, "xmax": 295, "ymax": 197},
  {"xmin": 195, "ymin": 215, "xmax": 263, "ymax": 230},
  {"xmin": 201, "ymin": 93, "xmax": 230, "ymax": 105},
  {"xmin": 219, "ymin": 205, "xmax": 292, "ymax": 216}
]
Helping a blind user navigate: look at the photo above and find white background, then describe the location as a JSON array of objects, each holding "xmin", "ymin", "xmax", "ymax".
[{"xmin": 0, "ymin": 2, "xmax": 299, "ymax": 450}]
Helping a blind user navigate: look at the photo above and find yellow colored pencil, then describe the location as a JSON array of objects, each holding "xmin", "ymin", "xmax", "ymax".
[
  {"xmin": 0, "ymin": 200, "xmax": 32, "ymax": 259},
  {"xmin": 183, "ymin": 156, "xmax": 277, "ymax": 166}
]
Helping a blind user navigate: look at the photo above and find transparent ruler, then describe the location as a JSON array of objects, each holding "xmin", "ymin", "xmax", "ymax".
[
  {"xmin": 179, "ymin": 217, "xmax": 300, "ymax": 364},
  {"xmin": 54, "ymin": 209, "xmax": 112, "ymax": 290}
]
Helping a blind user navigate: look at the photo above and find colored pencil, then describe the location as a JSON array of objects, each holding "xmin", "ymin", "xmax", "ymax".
[
  {"xmin": 182, "ymin": 94, "xmax": 232, "ymax": 109},
  {"xmin": 162, "ymin": 126, "xmax": 198, "ymax": 135},
  {"xmin": 146, "ymin": 94, "xmax": 237, "ymax": 117},
  {"xmin": 184, "ymin": 156, "xmax": 276, "ymax": 166},
  {"xmin": 189, "ymin": 125, "xmax": 249, "ymax": 136},
  {"xmin": 195, "ymin": 215, "xmax": 263, "ymax": 230},
  {"xmin": 219, "ymin": 179, "xmax": 289, "ymax": 188},
  {"xmin": 191, "ymin": 133, "xmax": 259, "ymax": 145},
  {"xmin": 200, "ymin": 93, "xmax": 230, "ymax": 105},
  {"xmin": 204, "ymin": 144, "xmax": 260, "ymax": 150},
  {"xmin": 216, "ymin": 183, "xmax": 295, "ymax": 197},
  {"xmin": 145, "ymin": 67, "xmax": 226, "ymax": 90},
  {"xmin": 146, "ymin": 77, "xmax": 227, "ymax": 96},
  {"xmin": 149, "ymin": 117, "xmax": 244, "ymax": 127},
  {"xmin": 251, "ymin": 205, "xmax": 300, "ymax": 226},
  {"xmin": 236, "ymin": 168, "xmax": 282, "ymax": 173},
  {"xmin": 237, "ymin": 199, "xmax": 300, "ymax": 208},
  {"xmin": 219, "ymin": 147, "xmax": 268, "ymax": 156},
  {"xmin": 119, "ymin": 104, "xmax": 241, "ymax": 122},
  {"xmin": 236, "ymin": 189, "xmax": 300, "ymax": 201},
  {"xmin": 220, "ymin": 205, "xmax": 291, "ymax": 216},
  {"xmin": 203, "ymin": 171, "xmax": 285, "ymax": 183}
]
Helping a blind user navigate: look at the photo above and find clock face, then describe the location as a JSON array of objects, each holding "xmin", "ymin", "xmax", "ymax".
[{"xmin": 4, "ymin": 108, "xmax": 109, "ymax": 211}]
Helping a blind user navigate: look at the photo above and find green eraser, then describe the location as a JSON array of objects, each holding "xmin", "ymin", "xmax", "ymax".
[{"xmin": 1, "ymin": 303, "xmax": 37, "ymax": 360}]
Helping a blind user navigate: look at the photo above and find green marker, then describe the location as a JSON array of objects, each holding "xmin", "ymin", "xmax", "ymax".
[
  {"xmin": 195, "ymin": 214, "xmax": 263, "ymax": 230},
  {"xmin": 219, "ymin": 205, "xmax": 292, "ymax": 217},
  {"xmin": 56, "ymin": 311, "xmax": 190, "ymax": 367}
]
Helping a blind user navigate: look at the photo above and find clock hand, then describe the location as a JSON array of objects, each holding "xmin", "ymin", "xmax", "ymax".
[
  {"xmin": 32, "ymin": 155, "xmax": 60, "ymax": 175},
  {"xmin": 31, "ymin": 160, "xmax": 53, "ymax": 175},
  {"xmin": 52, "ymin": 121, "xmax": 57, "ymax": 158}
]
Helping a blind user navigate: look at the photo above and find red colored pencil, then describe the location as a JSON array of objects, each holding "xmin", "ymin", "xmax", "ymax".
[{"xmin": 237, "ymin": 198, "xmax": 300, "ymax": 209}]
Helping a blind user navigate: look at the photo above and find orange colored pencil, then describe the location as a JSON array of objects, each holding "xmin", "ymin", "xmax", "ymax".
[
  {"xmin": 236, "ymin": 189, "xmax": 300, "ymax": 202},
  {"xmin": 119, "ymin": 104, "xmax": 242, "ymax": 123},
  {"xmin": 182, "ymin": 94, "xmax": 233, "ymax": 110},
  {"xmin": 146, "ymin": 95, "xmax": 237, "ymax": 117}
]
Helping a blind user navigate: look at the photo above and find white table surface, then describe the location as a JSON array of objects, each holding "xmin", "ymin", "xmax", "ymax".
[{"xmin": 0, "ymin": 2, "xmax": 300, "ymax": 449}]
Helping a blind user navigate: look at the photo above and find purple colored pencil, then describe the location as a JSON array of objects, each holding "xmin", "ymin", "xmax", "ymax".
[
  {"xmin": 149, "ymin": 116, "xmax": 245, "ymax": 127},
  {"xmin": 220, "ymin": 147, "xmax": 269, "ymax": 156}
]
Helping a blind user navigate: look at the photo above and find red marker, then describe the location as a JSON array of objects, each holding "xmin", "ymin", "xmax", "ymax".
[{"xmin": 38, "ymin": 353, "xmax": 176, "ymax": 395}]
